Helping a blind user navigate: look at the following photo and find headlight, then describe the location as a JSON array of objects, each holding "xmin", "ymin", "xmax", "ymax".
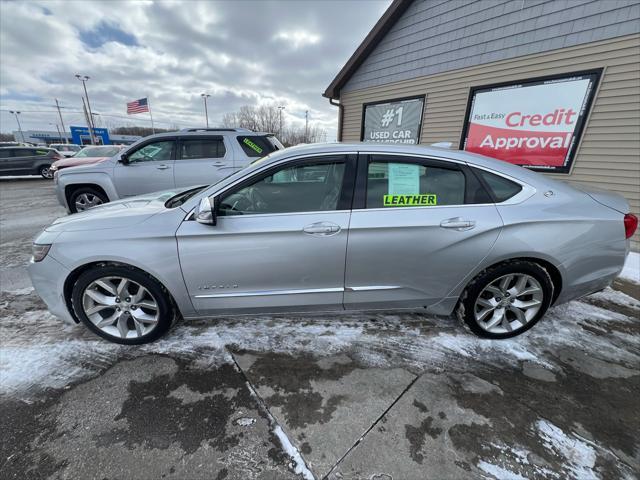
[
  {"xmin": 32, "ymin": 243, "xmax": 51, "ymax": 262},
  {"xmin": 50, "ymin": 165, "xmax": 58, "ymax": 172}
]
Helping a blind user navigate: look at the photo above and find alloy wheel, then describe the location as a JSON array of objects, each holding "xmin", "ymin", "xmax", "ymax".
[
  {"xmin": 41, "ymin": 167, "xmax": 53, "ymax": 179},
  {"xmin": 75, "ymin": 193, "xmax": 103, "ymax": 211},
  {"xmin": 473, "ymin": 274, "xmax": 544, "ymax": 334},
  {"xmin": 81, "ymin": 276, "xmax": 159, "ymax": 339}
]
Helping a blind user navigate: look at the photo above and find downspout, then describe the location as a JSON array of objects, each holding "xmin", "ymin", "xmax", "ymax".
[{"xmin": 329, "ymin": 97, "xmax": 344, "ymax": 142}]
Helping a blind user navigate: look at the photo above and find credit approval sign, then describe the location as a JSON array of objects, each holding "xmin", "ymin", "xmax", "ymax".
[{"xmin": 460, "ymin": 70, "xmax": 601, "ymax": 173}]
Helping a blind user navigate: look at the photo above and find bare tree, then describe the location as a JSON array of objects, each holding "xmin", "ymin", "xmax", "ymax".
[{"xmin": 221, "ymin": 104, "xmax": 327, "ymax": 146}]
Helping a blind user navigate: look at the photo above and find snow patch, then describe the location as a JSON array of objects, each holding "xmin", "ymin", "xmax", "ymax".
[
  {"xmin": 3, "ymin": 286, "xmax": 34, "ymax": 295},
  {"xmin": 234, "ymin": 417, "xmax": 256, "ymax": 427},
  {"xmin": 272, "ymin": 425, "xmax": 314, "ymax": 480},
  {"xmin": 535, "ymin": 419, "xmax": 597, "ymax": 480},
  {"xmin": 478, "ymin": 460, "xmax": 528, "ymax": 480},
  {"xmin": 619, "ymin": 251, "xmax": 639, "ymax": 284}
]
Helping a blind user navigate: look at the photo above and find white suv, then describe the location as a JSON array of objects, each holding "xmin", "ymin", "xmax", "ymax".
[{"xmin": 55, "ymin": 128, "xmax": 284, "ymax": 212}]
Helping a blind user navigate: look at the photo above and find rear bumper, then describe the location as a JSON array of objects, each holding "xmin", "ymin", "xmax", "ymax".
[{"xmin": 28, "ymin": 254, "xmax": 77, "ymax": 325}]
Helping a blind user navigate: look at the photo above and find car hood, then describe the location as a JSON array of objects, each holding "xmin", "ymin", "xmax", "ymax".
[
  {"xmin": 46, "ymin": 188, "xmax": 189, "ymax": 232},
  {"xmin": 53, "ymin": 156, "xmax": 109, "ymax": 168}
]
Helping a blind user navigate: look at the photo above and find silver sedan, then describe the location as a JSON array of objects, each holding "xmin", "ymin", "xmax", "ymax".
[{"xmin": 29, "ymin": 143, "xmax": 636, "ymax": 344}]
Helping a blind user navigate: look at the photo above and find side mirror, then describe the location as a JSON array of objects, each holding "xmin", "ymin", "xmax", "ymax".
[
  {"xmin": 195, "ymin": 196, "xmax": 216, "ymax": 226},
  {"xmin": 118, "ymin": 154, "xmax": 130, "ymax": 165}
]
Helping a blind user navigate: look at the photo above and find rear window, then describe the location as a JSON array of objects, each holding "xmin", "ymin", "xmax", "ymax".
[
  {"xmin": 237, "ymin": 135, "xmax": 280, "ymax": 158},
  {"xmin": 477, "ymin": 169, "xmax": 522, "ymax": 202}
]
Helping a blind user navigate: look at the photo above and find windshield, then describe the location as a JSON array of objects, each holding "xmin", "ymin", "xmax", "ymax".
[
  {"xmin": 53, "ymin": 144, "xmax": 82, "ymax": 152},
  {"xmin": 74, "ymin": 146, "xmax": 121, "ymax": 158}
]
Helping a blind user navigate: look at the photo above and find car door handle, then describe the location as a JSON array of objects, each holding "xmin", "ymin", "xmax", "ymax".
[
  {"xmin": 440, "ymin": 217, "xmax": 476, "ymax": 231},
  {"xmin": 212, "ymin": 162, "xmax": 225, "ymax": 166},
  {"xmin": 303, "ymin": 222, "xmax": 341, "ymax": 236},
  {"xmin": 156, "ymin": 164, "xmax": 170, "ymax": 170}
]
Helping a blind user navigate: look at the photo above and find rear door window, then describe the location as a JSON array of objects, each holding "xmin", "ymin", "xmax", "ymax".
[
  {"xmin": 13, "ymin": 148, "xmax": 35, "ymax": 157},
  {"xmin": 237, "ymin": 135, "xmax": 280, "ymax": 158},
  {"xmin": 366, "ymin": 158, "xmax": 466, "ymax": 208},
  {"xmin": 180, "ymin": 138, "xmax": 226, "ymax": 159}
]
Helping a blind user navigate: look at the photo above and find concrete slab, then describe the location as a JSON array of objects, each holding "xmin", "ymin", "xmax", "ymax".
[
  {"xmin": 328, "ymin": 363, "xmax": 640, "ymax": 480},
  {"xmin": 235, "ymin": 351, "xmax": 416, "ymax": 478},
  {"xmin": 1, "ymin": 355, "xmax": 300, "ymax": 480}
]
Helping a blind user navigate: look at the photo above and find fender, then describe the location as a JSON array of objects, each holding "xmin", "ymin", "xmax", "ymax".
[{"xmin": 56, "ymin": 170, "xmax": 119, "ymax": 210}]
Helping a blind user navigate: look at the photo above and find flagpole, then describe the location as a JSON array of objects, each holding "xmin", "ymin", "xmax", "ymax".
[{"xmin": 147, "ymin": 95, "xmax": 156, "ymax": 134}]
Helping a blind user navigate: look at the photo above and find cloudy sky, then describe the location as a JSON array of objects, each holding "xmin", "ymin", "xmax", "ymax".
[{"xmin": 0, "ymin": 0, "xmax": 390, "ymax": 140}]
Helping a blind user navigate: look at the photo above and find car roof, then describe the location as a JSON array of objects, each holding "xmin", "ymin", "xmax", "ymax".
[
  {"xmin": 140, "ymin": 129, "xmax": 275, "ymax": 139},
  {"xmin": 252, "ymin": 142, "xmax": 557, "ymax": 188}
]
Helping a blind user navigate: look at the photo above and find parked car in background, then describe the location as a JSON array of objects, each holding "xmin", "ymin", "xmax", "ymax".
[
  {"xmin": 54, "ymin": 128, "xmax": 284, "ymax": 212},
  {"xmin": 0, "ymin": 146, "xmax": 62, "ymax": 178},
  {"xmin": 30, "ymin": 143, "xmax": 636, "ymax": 344},
  {"xmin": 50, "ymin": 143, "xmax": 83, "ymax": 158},
  {"xmin": 50, "ymin": 145, "xmax": 124, "ymax": 177}
]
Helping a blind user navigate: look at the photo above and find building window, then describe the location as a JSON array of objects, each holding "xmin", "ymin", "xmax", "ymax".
[{"xmin": 361, "ymin": 96, "xmax": 425, "ymax": 145}]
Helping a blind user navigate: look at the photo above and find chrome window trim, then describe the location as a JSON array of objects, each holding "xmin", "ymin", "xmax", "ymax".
[
  {"xmin": 465, "ymin": 163, "xmax": 536, "ymax": 205},
  {"xmin": 187, "ymin": 152, "xmax": 358, "ymax": 219},
  {"xmin": 359, "ymin": 151, "xmax": 535, "ymax": 207}
]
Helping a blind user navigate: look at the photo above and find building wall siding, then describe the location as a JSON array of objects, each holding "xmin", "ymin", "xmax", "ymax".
[
  {"xmin": 342, "ymin": 0, "xmax": 640, "ymax": 93},
  {"xmin": 340, "ymin": 34, "xmax": 640, "ymax": 248}
]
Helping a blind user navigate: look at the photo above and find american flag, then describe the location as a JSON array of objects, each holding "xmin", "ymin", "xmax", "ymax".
[{"xmin": 127, "ymin": 97, "xmax": 149, "ymax": 114}]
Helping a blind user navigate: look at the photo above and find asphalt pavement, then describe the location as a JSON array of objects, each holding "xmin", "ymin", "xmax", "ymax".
[{"xmin": 1, "ymin": 177, "xmax": 639, "ymax": 480}]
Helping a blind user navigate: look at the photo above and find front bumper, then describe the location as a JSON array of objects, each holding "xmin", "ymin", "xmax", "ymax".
[
  {"xmin": 53, "ymin": 175, "xmax": 71, "ymax": 212},
  {"xmin": 28, "ymin": 254, "xmax": 77, "ymax": 325}
]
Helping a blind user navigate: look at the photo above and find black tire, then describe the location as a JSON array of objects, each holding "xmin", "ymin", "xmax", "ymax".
[
  {"xmin": 39, "ymin": 164, "xmax": 53, "ymax": 179},
  {"xmin": 69, "ymin": 187, "xmax": 108, "ymax": 213},
  {"xmin": 71, "ymin": 265, "xmax": 175, "ymax": 344},
  {"xmin": 456, "ymin": 260, "xmax": 554, "ymax": 339}
]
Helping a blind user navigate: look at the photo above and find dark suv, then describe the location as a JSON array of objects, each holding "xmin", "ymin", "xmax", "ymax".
[{"xmin": 0, "ymin": 147, "xmax": 62, "ymax": 179}]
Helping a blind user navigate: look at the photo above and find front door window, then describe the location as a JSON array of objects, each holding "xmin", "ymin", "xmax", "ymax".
[
  {"xmin": 219, "ymin": 160, "xmax": 346, "ymax": 216},
  {"xmin": 128, "ymin": 141, "xmax": 174, "ymax": 163}
]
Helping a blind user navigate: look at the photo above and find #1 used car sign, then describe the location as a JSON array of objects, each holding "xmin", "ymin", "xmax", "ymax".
[
  {"xmin": 362, "ymin": 96, "xmax": 425, "ymax": 144},
  {"xmin": 461, "ymin": 70, "xmax": 601, "ymax": 173}
]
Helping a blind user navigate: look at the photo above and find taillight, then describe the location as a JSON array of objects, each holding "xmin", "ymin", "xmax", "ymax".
[{"xmin": 624, "ymin": 213, "xmax": 638, "ymax": 239}]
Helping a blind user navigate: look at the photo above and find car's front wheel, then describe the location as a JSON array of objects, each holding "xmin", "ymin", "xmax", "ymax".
[
  {"xmin": 39, "ymin": 165, "xmax": 53, "ymax": 179},
  {"xmin": 69, "ymin": 187, "xmax": 108, "ymax": 213},
  {"xmin": 457, "ymin": 261, "xmax": 554, "ymax": 339},
  {"xmin": 71, "ymin": 265, "xmax": 174, "ymax": 344}
]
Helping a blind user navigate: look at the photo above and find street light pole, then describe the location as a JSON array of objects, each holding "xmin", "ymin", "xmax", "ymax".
[
  {"xmin": 8, "ymin": 110, "xmax": 24, "ymax": 142},
  {"xmin": 278, "ymin": 106, "xmax": 285, "ymax": 138},
  {"xmin": 50, "ymin": 123, "xmax": 62, "ymax": 143},
  {"xmin": 305, "ymin": 110, "xmax": 309, "ymax": 143},
  {"xmin": 75, "ymin": 74, "xmax": 96, "ymax": 144},
  {"xmin": 55, "ymin": 99, "xmax": 68, "ymax": 143},
  {"xmin": 201, "ymin": 93, "xmax": 211, "ymax": 128}
]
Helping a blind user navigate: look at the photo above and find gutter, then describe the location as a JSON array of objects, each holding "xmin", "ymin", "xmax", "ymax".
[{"xmin": 329, "ymin": 98, "xmax": 344, "ymax": 142}]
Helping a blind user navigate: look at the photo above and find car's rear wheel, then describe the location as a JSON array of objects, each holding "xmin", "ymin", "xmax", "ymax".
[
  {"xmin": 457, "ymin": 261, "xmax": 554, "ymax": 339},
  {"xmin": 71, "ymin": 266, "xmax": 174, "ymax": 344},
  {"xmin": 69, "ymin": 187, "xmax": 107, "ymax": 213},
  {"xmin": 39, "ymin": 165, "xmax": 53, "ymax": 179}
]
